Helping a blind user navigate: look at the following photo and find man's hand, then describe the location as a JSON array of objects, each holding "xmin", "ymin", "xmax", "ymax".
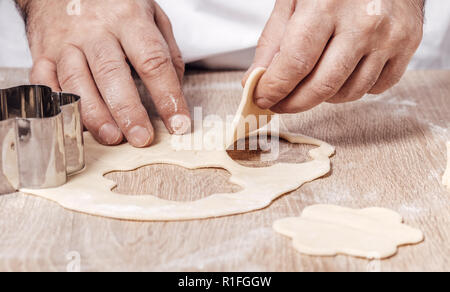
[
  {"xmin": 244, "ymin": 0, "xmax": 425, "ymax": 113},
  {"xmin": 18, "ymin": 0, "xmax": 191, "ymax": 147}
]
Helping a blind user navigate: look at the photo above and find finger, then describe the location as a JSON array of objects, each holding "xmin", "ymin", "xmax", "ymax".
[
  {"xmin": 369, "ymin": 55, "xmax": 411, "ymax": 94},
  {"xmin": 119, "ymin": 19, "xmax": 191, "ymax": 135},
  {"xmin": 154, "ymin": 2, "xmax": 185, "ymax": 82},
  {"xmin": 271, "ymin": 34, "xmax": 366, "ymax": 113},
  {"xmin": 83, "ymin": 35, "xmax": 154, "ymax": 148},
  {"xmin": 242, "ymin": 0, "xmax": 294, "ymax": 86},
  {"xmin": 327, "ymin": 53, "xmax": 387, "ymax": 104},
  {"xmin": 56, "ymin": 45, "xmax": 123, "ymax": 145},
  {"xmin": 29, "ymin": 57, "xmax": 61, "ymax": 91},
  {"xmin": 253, "ymin": 11, "xmax": 335, "ymax": 109}
]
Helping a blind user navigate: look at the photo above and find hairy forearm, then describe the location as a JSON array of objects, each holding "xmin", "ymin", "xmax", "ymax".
[
  {"xmin": 15, "ymin": 0, "xmax": 29, "ymax": 10},
  {"xmin": 14, "ymin": 0, "xmax": 33, "ymax": 25}
]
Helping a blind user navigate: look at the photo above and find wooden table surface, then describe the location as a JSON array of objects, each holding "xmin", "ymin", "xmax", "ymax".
[{"xmin": 0, "ymin": 68, "xmax": 449, "ymax": 272}]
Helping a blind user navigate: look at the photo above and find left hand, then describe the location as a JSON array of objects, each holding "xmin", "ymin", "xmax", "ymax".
[{"xmin": 244, "ymin": 0, "xmax": 425, "ymax": 113}]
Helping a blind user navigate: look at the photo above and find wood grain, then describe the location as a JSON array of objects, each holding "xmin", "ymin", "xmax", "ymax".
[{"xmin": 0, "ymin": 68, "xmax": 449, "ymax": 272}]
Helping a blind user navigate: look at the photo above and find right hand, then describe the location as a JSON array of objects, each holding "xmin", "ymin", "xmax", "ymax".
[{"xmin": 23, "ymin": 0, "xmax": 191, "ymax": 147}]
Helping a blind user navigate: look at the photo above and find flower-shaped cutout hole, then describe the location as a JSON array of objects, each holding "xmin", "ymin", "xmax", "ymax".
[
  {"xmin": 227, "ymin": 136, "xmax": 315, "ymax": 168},
  {"xmin": 104, "ymin": 164, "xmax": 242, "ymax": 202}
]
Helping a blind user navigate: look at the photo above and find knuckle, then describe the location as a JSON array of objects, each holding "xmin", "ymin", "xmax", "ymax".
[
  {"xmin": 297, "ymin": 22, "xmax": 318, "ymax": 46},
  {"xmin": 88, "ymin": 41, "xmax": 128, "ymax": 78},
  {"xmin": 411, "ymin": 33, "xmax": 423, "ymax": 50},
  {"xmin": 286, "ymin": 51, "xmax": 312, "ymax": 75},
  {"xmin": 59, "ymin": 45, "xmax": 78, "ymax": 58},
  {"xmin": 261, "ymin": 77, "xmax": 292, "ymax": 103},
  {"xmin": 315, "ymin": 0, "xmax": 338, "ymax": 13},
  {"xmin": 311, "ymin": 79, "xmax": 340, "ymax": 99},
  {"xmin": 111, "ymin": 101, "xmax": 143, "ymax": 122},
  {"xmin": 138, "ymin": 49, "xmax": 171, "ymax": 79},
  {"xmin": 256, "ymin": 36, "xmax": 273, "ymax": 50},
  {"xmin": 337, "ymin": 59, "xmax": 354, "ymax": 73},
  {"xmin": 81, "ymin": 99, "xmax": 99, "ymax": 117},
  {"xmin": 389, "ymin": 23, "xmax": 423, "ymax": 51},
  {"xmin": 57, "ymin": 49, "xmax": 83, "ymax": 87},
  {"xmin": 110, "ymin": 1, "xmax": 150, "ymax": 20},
  {"xmin": 94, "ymin": 58, "xmax": 125, "ymax": 79},
  {"xmin": 338, "ymin": 32, "xmax": 367, "ymax": 55},
  {"xmin": 359, "ymin": 73, "xmax": 379, "ymax": 90},
  {"xmin": 90, "ymin": 40, "xmax": 116, "ymax": 60},
  {"xmin": 81, "ymin": 102, "xmax": 99, "ymax": 124},
  {"xmin": 80, "ymin": 99, "xmax": 106, "ymax": 129},
  {"xmin": 359, "ymin": 16, "xmax": 387, "ymax": 34},
  {"xmin": 274, "ymin": 0, "xmax": 295, "ymax": 13},
  {"xmin": 389, "ymin": 26, "xmax": 410, "ymax": 44},
  {"xmin": 29, "ymin": 57, "xmax": 53, "ymax": 82},
  {"xmin": 407, "ymin": 28, "xmax": 423, "ymax": 51},
  {"xmin": 32, "ymin": 57, "xmax": 51, "ymax": 69},
  {"xmin": 58, "ymin": 69, "xmax": 83, "ymax": 88}
]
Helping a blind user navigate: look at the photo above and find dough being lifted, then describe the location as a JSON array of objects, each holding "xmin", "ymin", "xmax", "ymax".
[
  {"xmin": 227, "ymin": 68, "xmax": 274, "ymax": 147},
  {"xmin": 443, "ymin": 142, "xmax": 450, "ymax": 190},
  {"xmin": 20, "ymin": 68, "xmax": 335, "ymax": 221},
  {"xmin": 273, "ymin": 205, "xmax": 424, "ymax": 259}
]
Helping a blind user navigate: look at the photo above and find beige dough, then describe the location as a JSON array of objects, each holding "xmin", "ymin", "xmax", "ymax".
[
  {"xmin": 20, "ymin": 68, "xmax": 335, "ymax": 221},
  {"xmin": 443, "ymin": 142, "xmax": 450, "ymax": 190},
  {"xmin": 273, "ymin": 205, "xmax": 424, "ymax": 259},
  {"xmin": 227, "ymin": 68, "xmax": 274, "ymax": 147}
]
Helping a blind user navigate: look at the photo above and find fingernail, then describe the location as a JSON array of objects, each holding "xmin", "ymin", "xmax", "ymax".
[
  {"xmin": 99, "ymin": 123, "xmax": 122, "ymax": 145},
  {"xmin": 128, "ymin": 126, "xmax": 152, "ymax": 147},
  {"xmin": 169, "ymin": 114, "xmax": 191, "ymax": 135}
]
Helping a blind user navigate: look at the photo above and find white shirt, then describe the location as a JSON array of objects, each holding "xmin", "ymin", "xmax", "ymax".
[{"xmin": 0, "ymin": 0, "xmax": 449, "ymax": 69}]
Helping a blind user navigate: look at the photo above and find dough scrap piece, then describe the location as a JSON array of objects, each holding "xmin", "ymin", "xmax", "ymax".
[
  {"xmin": 443, "ymin": 142, "xmax": 450, "ymax": 190},
  {"xmin": 273, "ymin": 205, "xmax": 424, "ymax": 259},
  {"xmin": 227, "ymin": 67, "xmax": 273, "ymax": 147},
  {"xmin": 20, "ymin": 69, "xmax": 335, "ymax": 221}
]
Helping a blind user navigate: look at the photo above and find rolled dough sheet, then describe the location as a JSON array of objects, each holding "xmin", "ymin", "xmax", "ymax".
[
  {"xmin": 20, "ymin": 68, "xmax": 335, "ymax": 221},
  {"xmin": 273, "ymin": 205, "xmax": 424, "ymax": 259},
  {"xmin": 443, "ymin": 142, "xmax": 450, "ymax": 190}
]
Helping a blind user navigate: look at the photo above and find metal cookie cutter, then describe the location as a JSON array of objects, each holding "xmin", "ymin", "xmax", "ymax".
[{"xmin": 0, "ymin": 85, "xmax": 85, "ymax": 194}]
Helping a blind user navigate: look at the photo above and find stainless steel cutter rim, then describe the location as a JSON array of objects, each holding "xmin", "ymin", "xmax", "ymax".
[{"xmin": 0, "ymin": 84, "xmax": 85, "ymax": 194}]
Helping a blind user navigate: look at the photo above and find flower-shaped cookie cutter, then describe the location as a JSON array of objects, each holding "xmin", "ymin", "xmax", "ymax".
[{"xmin": 0, "ymin": 85, "xmax": 84, "ymax": 194}]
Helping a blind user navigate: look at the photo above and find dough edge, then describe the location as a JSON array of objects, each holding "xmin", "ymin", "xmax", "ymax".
[
  {"xmin": 20, "ymin": 68, "xmax": 336, "ymax": 221},
  {"xmin": 273, "ymin": 204, "xmax": 424, "ymax": 260}
]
